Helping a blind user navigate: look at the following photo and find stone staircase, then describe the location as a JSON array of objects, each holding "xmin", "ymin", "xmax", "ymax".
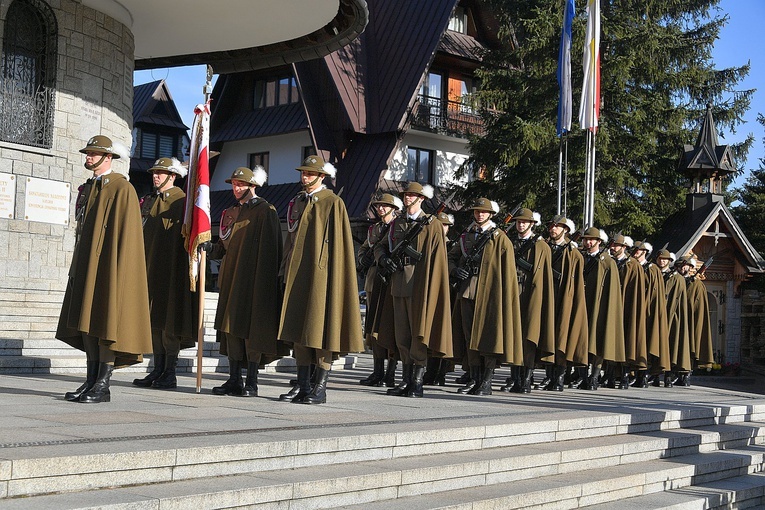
[
  {"xmin": 0, "ymin": 289, "xmax": 226, "ymax": 374},
  {"xmin": 1, "ymin": 399, "xmax": 764, "ymax": 509}
]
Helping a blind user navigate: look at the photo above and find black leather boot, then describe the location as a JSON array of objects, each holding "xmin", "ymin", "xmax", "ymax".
[
  {"xmin": 152, "ymin": 354, "xmax": 178, "ymax": 389},
  {"xmin": 603, "ymin": 363, "xmax": 616, "ymax": 388},
  {"xmin": 383, "ymin": 359, "xmax": 397, "ymax": 387},
  {"xmin": 585, "ymin": 364, "xmax": 600, "ymax": 390},
  {"xmin": 301, "ymin": 367, "xmax": 329, "ymax": 404},
  {"xmin": 455, "ymin": 371, "xmax": 471, "ymax": 384},
  {"xmin": 66, "ymin": 359, "xmax": 99, "ymax": 401},
  {"xmin": 133, "ymin": 353, "xmax": 165, "ymax": 388},
  {"xmin": 458, "ymin": 365, "xmax": 480, "ymax": 394},
  {"xmin": 519, "ymin": 366, "xmax": 533, "ymax": 393},
  {"xmin": 241, "ymin": 362, "xmax": 258, "ymax": 397},
  {"xmin": 359, "ymin": 358, "xmax": 385, "ymax": 386},
  {"xmin": 678, "ymin": 372, "xmax": 691, "ymax": 387},
  {"xmin": 281, "ymin": 365, "xmax": 311, "ymax": 402},
  {"xmin": 435, "ymin": 359, "xmax": 449, "ymax": 386},
  {"xmin": 536, "ymin": 365, "xmax": 553, "ymax": 390},
  {"xmin": 212, "ymin": 358, "xmax": 243, "ymax": 395},
  {"xmin": 422, "ymin": 357, "xmax": 440, "ymax": 385},
  {"xmin": 471, "ymin": 366, "xmax": 494, "ymax": 396},
  {"xmin": 632, "ymin": 370, "xmax": 648, "ymax": 388},
  {"xmin": 569, "ymin": 366, "xmax": 587, "ymax": 389},
  {"xmin": 80, "ymin": 363, "xmax": 114, "ymax": 403},
  {"xmin": 619, "ymin": 366, "xmax": 630, "ymax": 390},
  {"xmin": 500, "ymin": 366, "xmax": 519, "ymax": 392},
  {"xmin": 664, "ymin": 371, "xmax": 674, "ymax": 388},
  {"xmin": 546, "ymin": 364, "xmax": 565, "ymax": 392},
  {"xmin": 405, "ymin": 365, "xmax": 425, "ymax": 398},
  {"xmin": 388, "ymin": 363, "xmax": 412, "ymax": 396}
]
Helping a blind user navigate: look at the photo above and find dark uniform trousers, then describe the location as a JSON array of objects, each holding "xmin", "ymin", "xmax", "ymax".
[
  {"xmin": 82, "ymin": 333, "xmax": 116, "ymax": 364},
  {"xmin": 223, "ymin": 332, "xmax": 262, "ymax": 365},
  {"xmin": 392, "ymin": 296, "xmax": 429, "ymax": 366},
  {"xmin": 151, "ymin": 329, "xmax": 181, "ymax": 358}
]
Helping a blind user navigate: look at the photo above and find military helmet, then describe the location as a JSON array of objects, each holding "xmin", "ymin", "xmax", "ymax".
[
  {"xmin": 656, "ymin": 248, "xmax": 672, "ymax": 260},
  {"xmin": 633, "ymin": 240, "xmax": 653, "ymax": 253},
  {"xmin": 468, "ymin": 197, "xmax": 499, "ymax": 214},
  {"xmin": 79, "ymin": 135, "xmax": 121, "ymax": 159},
  {"xmin": 437, "ymin": 212, "xmax": 454, "ymax": 225},
  {"xmin": 296, "ymin": 155, "xmax": 337, "ymax": 178},
  {"xmin": 550, "ymin": 215, "xmax": 575, "ymax": 232},
  {"xmin": 149, "ymin": 157, "xmax": 187, "ymax": 178},
  {"xmin": 371, "ymin": 193, "xmax": 403, "ymax": 210},
  {"xmin": 675, "ymin": 254, "xmax": 694, "ymax": 267},
  {"xmin": 611, "ymin": 234, "xmax": 634, "ymax": 248},
  {"xmin": 401, "ymin": 181, "xmax": 434, "ymax": 199},
  {"xmin": 514, "ymin": 207, "xmax": 535, "ymax": 222},
  {"xmin": 225, "ymin": 165, "xmax": 268, "ymax": 187},
  {"xmin": 581, "ymin": 227, "xmax": 602, "ymax": 240}
]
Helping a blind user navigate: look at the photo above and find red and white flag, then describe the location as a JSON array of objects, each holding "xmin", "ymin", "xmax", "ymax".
[
  {"xmin": 578, "ymin": 0, "xmax": 600, "ymax": 132},
  {"xmin": 183, "ymin": 101, "xmax": 212, "ymax": 290}
]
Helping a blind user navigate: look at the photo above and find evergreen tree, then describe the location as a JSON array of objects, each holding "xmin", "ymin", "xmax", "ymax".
[
  {"xmin": 734, "ymin": 114, "xmax": 765, "ymax": 256},
  {"xmin": 465, "ymin": 0, "xmax": 753, "ymax": 238}
]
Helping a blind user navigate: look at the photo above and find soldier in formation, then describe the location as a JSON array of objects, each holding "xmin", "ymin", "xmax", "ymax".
[
  {"xmin": 279, "ymin": 156, "xmax": 363, "ymax": 404},
  {"xmin": 57, "ymin": 135, "xmax": 152, "ymax": 403},
  {"xmin": 133, "ymin": 157, "xmax": 198, "ymax": 391},
  {"xmin": 205, "ymin": 166, "xmax": 284, "ymax": 397}
]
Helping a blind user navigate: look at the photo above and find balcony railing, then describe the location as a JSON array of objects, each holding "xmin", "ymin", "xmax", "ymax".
[{"xmin": 411, "ymin": 94, "xmax": 486, "ymax": 138}]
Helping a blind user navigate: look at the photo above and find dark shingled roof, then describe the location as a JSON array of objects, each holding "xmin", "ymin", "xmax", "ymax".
[
  {"xmin": 211, "ymin": 102, "xmax": 308, "ymax": 143},
  {"xmin": 133, "ymin": 80, "xmax": 188, "ymax": 131},
  {"xmin": 438, "ymin": 30, "xmax": 484, "ymax": 62}
]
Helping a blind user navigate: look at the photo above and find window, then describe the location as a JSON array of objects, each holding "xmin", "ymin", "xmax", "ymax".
[
  {"xmin": 0, "ymin": 0, "xmax": 58, "ymax": 148},
  {"xmin": 248, "ymin": 152, "xmax": 269, "ymax": 176},
  {"xmin": 406, "ymin": 147, "xmax": 434, "ymax": 184},
  {"xmin": 254, "ymin": 75, "xmax": 299, "ymax": 109},
  {"xmin": 448, "ymin": 6, "xmax": 467, "ymax": 34},
  {"xmin": 139, "ymin": 131, "xmax": 178, "ymax": 160}
]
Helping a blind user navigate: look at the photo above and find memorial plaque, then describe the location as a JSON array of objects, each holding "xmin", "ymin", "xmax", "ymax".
[
  {"xmin": 0, "ymin": 173, "xmax": 15, "ymax": 219},
  {"xmin": 24, "ymin": 177, "xmax": 70, "ymax": 225}
]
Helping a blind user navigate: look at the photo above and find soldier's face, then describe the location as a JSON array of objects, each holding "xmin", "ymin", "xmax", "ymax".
[
  {"xmin": 403, "ymin": 193, "xmax": 422, "ymax": 210},
  {"xmin": 677, "ymin": 263, "xmax": 690, "ymax": 275},
  {"xmin": 376, "ymin": 204, "xmax": 394, "ymax": 219},
  {"xmin": 84, "ymin": 151, "xmax": 112, "ymax": 174},
  {"xmin": 473, "ymin": 210, "xmax": 491, "ymax": 224},
  {"xmin": 152, "ymin": 170, "xmax": 175, "ymax": 190},
  {"xmin": 610, "ymin": 244, "xmax": 625, "ymax": 258},
  {"xmin": 516, "ymin": 219, "xmax": 533, "ymax": 234},
  {"xmin": 583, "ymin": 238, "xmax": 600, "ymax": 252},
  {"xmin": 231, "ymin": 179, "xmax": 253, "ymax": 200},
  {"xmin": 301, "ymin": 170, "xmax": 324, "ymax": 192},
  {"xmin": 657, "ymin": 258, "xmax": 670, "ymax": 269},
  {"xmin": 549, "ymin": 224, "xmax": 565, "ymax": 240},
  {"xmin": 632, "ymin": 248, "xmax": 646, "ymax": 261}
]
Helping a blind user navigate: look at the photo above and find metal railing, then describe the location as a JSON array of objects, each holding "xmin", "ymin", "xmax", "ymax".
[{"xmin": 411, "ymin": 94, "xmax": 485, "ymax": 137}]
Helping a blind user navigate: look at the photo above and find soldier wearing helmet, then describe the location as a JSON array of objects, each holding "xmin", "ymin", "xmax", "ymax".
[
  {"xmin": 357, "ymin": 193, "xmax": 402, "ymax": 388},
  {"xmin": 202, "ymin": 166, "xmax": 284, "ymax": 398},
  {"xmin": 373, "ymin": 181, "xmax": 453, "ymax": 398},
  {"xmin": 681, "ymin": 255, "xmax": 714, "ymax": 386},
  {"xmin": 133, "ymin": 158, "xmax": 198, "ymax": 391},
  {"xmin": 657, "ymin": 249, "xmax": 692, "ymax": 388},
  {"xmin": 449, "ymin": 198, "xmax": 522, "ymax": 396},
  {"xmin": 56, "ymin": 135, "xmax": 152, "ymax": 403},
  {"xmin": 500, "ymin": 208, "xmax": 555, "ymax": 394},
  {"xmin": 543, "ymin": 215, "xmax": 588, "ymax": 392},
  {"xmin": 278, "ymin": 156, "xmax": 363, "ymax": 404},
  {"xmin": 573, "ymin": 227, "xmax": 626, "ymax": 391},
  {"xmin": 631, "ymin": 241, "xmax": 670, "ymax": 387}
]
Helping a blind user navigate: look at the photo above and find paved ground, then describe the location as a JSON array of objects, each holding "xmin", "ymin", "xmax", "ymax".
[{"xmin": 1, "ymin": 354, "xmax": 764, "ymax": 453}]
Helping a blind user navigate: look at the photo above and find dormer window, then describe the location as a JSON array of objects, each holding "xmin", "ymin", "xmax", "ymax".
[
  {"xmin": 254, "ymin": 75, "xmax": 300, "ymax": 109},
  {"xmin": 448, "ymin": 6, "xmax": 467, "ymax": 34}
]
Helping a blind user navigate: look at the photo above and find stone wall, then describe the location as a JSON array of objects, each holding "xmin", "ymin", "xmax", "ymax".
[{"xmin": 0, "ymin": 0, "xmax": 134, "ymax": 295}]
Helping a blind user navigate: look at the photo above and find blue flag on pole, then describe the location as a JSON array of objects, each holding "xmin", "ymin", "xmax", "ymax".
[{"xmin": 556, "ymin": 0, "xmax": 575, "ymax": 136}]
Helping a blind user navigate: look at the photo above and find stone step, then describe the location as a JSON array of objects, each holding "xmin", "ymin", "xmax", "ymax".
[
  {"xmin": 3, "ymin": 437, "xmax": 764, "ymax": 509},
  {"xmin": 0, "ymin": 399, "xmax": 762, "ymax": 500},
  {"xmin": 580, "ymin": 472, "xmax": 765, "ymax": 510}
]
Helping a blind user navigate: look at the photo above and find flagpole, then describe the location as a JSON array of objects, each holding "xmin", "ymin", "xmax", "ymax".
[
  {"xmin": 194, "ymin": 65, "xmax": 214, "ymax": 393},
  {"xmin": 557, "ymin": 136, "xmax": 563, "ymax": 215},
  {"xmin": 563, "ymin": 133, "xmax": 569, "ymax": 216}
]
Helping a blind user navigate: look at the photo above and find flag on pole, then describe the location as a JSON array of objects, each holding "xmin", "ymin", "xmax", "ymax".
[
  {"xmin": 556, "ymin": 0, "xmax": 575, "ymax": 136},
  {"xmin": 183, "ymin": 101, "xmax": 212, "ymax": 290},
  {"xmin": 578, "ymin": 0, "xmax": 600, "ymax": 132}
]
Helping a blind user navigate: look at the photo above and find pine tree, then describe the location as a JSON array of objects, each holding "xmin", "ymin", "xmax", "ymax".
[
  {"xmin": 734, "ymin": 114, "xmax": 765, "ymax": 256},
  {"xmin": 465, "ymin": 0, "xmax": 753, "ymax": 238}
]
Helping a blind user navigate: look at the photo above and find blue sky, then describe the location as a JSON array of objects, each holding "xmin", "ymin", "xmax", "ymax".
[{"xmin": 133, "ymin": 0, "xmax": 764, "ymax": 187}]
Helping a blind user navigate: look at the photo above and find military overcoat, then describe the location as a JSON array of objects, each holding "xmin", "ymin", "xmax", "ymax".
[
  {"xmin": 359, "ymin": 221, "xmax": 396, "ymax": 352},
  {"xmin": 617, "ymin": 256, "xmax": 648, "ymax": 368},
  {"xmin": 549, "ymin": 242, "xmax": 589, "ymax": 366},
  {"xmin": 451, "ymin": 228, "xmax": 522, "ymax": 363},
  {"xmin": 665, "ymin": 272, "xmax": 692, "ymax": 372},
  {"xmin": 213, "ymin": 197, "xmax": 284, "ymax": 358},
  {"xmin": 142, "ymin": 186, "xmax": 197, "ymax": 347},
  {"xmin": 56, "ymin": 173, "xmax": 152, "ymax": 367},
  {"xmin": 687, "ymin": 277, "xmax": 714, "ymax": 368},
  {"xmin": 279, "ymin": 189, "xmax": 363, "ymax": 354},
  {"xmin": 582, "ymin": 251, "xmax": 626, "ymax": 363},
  {"xmin": 643, "ymin": 262, "xmax": 670, "ymax": 371},
  {"xmin": 513, "ymin": 236, "xmax": 556, "ymax": 360}
]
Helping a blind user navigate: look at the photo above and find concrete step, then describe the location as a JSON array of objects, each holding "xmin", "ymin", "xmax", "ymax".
[
  {"xmin": 0, "ymin": 401, "xmax": 762, "ymax": 500},
  {"xmin": 3, "ymin": 431, "xmax": 765, "ymax": 509}
]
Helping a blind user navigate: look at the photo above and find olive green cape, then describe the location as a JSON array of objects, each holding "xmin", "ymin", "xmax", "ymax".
[
  {"xmin": 360, "ymin": 222, "xmax": 396, "ymax": 352},
  {"xmin": 665, "ymin": 272, "xmax": 692, "ymax": 372},
  {"xmin": 279, "ymin": 189, "xmax": 363, "ymax": 354},
  {"xmin": 56, "ymin": 173, "xmax": 151, "ymax": 367},
  {"xmin": 515, "ymin": 237, "xmax": 556, "ymax": 360},
  {"xmin": 142, "ymin": 187, "xmax": 197, "ymax": 348},
  {"xmin": 452, "ymin": 230, "xmax": 523, "ymax": 364},
  {"xmin": 583, "ymin": 251, "xmax": 626, "ymax": 362},
  {"xmin": 644, "ymin": 262, "xmax": 670, "ymax": 372},
  {"xmin": 687, "ymin": 277, "xmax": 714, "ymax": 368},
  {"xmin": 550, "ymin": 243, "xmax": 589, "ymax": 366},
  {"xmin": 618, "ymin": 256, "xmax": 648, "ymax": 368},
  {"xmin": 214, "ymin": 198, "xmax": 285, "ymax": 358}
]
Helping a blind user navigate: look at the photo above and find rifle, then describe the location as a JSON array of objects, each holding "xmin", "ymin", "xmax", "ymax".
[
  {"xmin": 356, "ymin": 221, "xmax": 392, "ymax": 276},
  {"xmin": 377, "ymin": 206, "xmax": 443, "ymax": 285},
  {"xmin": 451, "ymin": 212, "xmax": 513, "ymax": 288},
  {"xmin": 696, "ymin": 256, "xmax": 714, "ymax": 279}
]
